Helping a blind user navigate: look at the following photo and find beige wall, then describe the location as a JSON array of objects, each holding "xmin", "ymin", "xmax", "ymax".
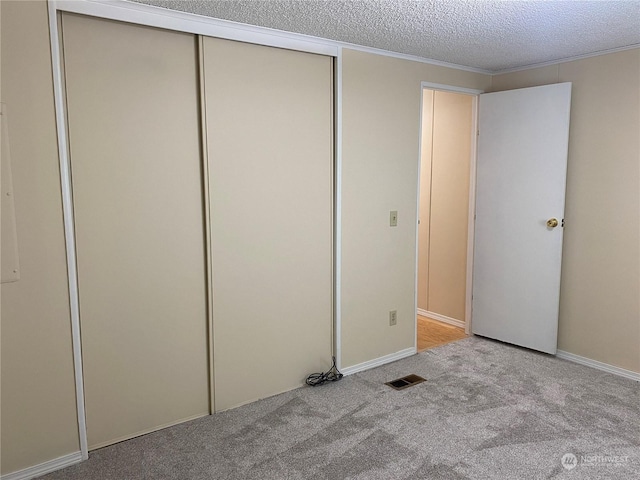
[
  {"xmin": 428, "ymin": 91, "xmax": 473, "ymax": 321},
  {"xmin": 341, "ymin": 49, "xmax": 490, "ymax": 367},
  {"xmin": 1, "ymin": 0, "xmax": 80, "ymax": 475},
  {"xmin": 417, "ymin": 91, "xmax": 473, "ymax": 322},
  {"xmin": 492, "ymin": 48, "xmax": 640, "ymax": 373},
  {"xmin": 2, "ymin": 1, "xmax": 638, "ymax": 475}
]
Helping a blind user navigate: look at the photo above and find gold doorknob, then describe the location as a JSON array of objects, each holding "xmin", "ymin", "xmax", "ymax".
[{"xmin": 547, "ymin": 218, "xmax": 559, "ymax": 228}]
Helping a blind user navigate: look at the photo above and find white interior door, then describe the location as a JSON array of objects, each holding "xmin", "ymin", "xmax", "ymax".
[{"xmin": 472, "ymin": 83, "xmax": 572, "ymax": 354}]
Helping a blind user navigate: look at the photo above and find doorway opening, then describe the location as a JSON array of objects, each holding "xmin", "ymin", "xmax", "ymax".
[{"xmin": 416, "ymin": 85, "xmax": 479, "ymax": 352}]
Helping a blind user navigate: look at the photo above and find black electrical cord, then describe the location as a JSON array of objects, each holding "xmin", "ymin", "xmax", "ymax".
[{"xmin": 305, "ymin": 356, "xmax": 343, "ymax": 387}]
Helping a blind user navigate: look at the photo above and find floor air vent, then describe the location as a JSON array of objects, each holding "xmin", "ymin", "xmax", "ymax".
[{"xmin": 385, "ymin": 374, "xmax": 426, "ymax": 390}]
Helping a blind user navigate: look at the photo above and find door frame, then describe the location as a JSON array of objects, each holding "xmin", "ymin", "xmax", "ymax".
[{"xmin": 415, "ymin": 82, "xmax": 483, "ymax": 350}]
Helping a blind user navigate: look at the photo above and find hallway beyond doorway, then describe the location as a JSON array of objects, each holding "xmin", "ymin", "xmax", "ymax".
[{"xmin": 417, "ymin": 315, "xmax": 467, "ymax": 351}]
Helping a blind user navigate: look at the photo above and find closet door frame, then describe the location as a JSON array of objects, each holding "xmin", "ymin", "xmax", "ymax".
[{"xmin": 47, "ymin": 0, "xmax": 341, "ymax": 460}]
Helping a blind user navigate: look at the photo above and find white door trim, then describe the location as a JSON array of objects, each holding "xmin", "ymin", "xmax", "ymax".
[
  {"xmin": 334, "ymin": 47, "xmax": 343, "ymax": 370},
  {"xmin": 415, "ymin": 82, "xmax": 484, "ymax": 346},
  {"xmin": 413, "ymin": 87, "xmax": 425, "ymax": 352},
  {"xmin": 47, "ymin": 1, "xmax": 89, "ymax": 460},
  {"xmin": 466, "ymin": 94, "xmax": 479, "ymax": 335},
  {"xmin": 421, "ymin": 82, "xmax": 485, "ymax": 97}
]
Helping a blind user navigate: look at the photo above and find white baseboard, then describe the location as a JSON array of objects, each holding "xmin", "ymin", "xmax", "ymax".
[
  {"xmin": 556, "ymin": 350, "xmax": 640, "ymax": 382},
  {"xmin": 1, "ymin": 452, "xmax": 83, "ymax": 480},
  {"xmin": 418, "ymin": 309, "xmax": 465, "ymax": 329},
  {"xmin": 341, "ymin": 347, "xmax": 416, "ymax": 376}
]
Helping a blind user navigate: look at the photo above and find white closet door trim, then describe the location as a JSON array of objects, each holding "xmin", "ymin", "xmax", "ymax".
[
  {"xmin": 334, "ymin": 47, "xmax": 343, "ymax": 370},
  {"xmin": 52, "ymin": 0, "xmax": 338, "ymax": 57},
  {"xmin": 413, "ymin": 86, "xmax": 426, "ymax": 352},
  {"xmin": 47, "ymin": 1, "xmax": 89, "ymax": 460}
]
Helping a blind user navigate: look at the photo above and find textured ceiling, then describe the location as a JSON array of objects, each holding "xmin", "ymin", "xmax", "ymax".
[{"xmin": 131, "ymin": 0, "xmax": 640, "ymax": 72}]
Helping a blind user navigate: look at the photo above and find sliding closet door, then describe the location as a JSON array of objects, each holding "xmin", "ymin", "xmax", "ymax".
[
  {"xmin": 62, "ymin": 14, "xmax": 209, "ymax": 449},
  {"xmin": 202, "ymin": 38, "xmax": 333, "ymax": 411}
]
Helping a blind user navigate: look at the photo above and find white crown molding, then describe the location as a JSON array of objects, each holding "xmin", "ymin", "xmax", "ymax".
[
  {"xmin": 556, "ymin": 350, "xmax": 640, "ymax": 382},
  {"xmin": 339, "ymin": 43, "xmax": 492, "ymax": 75},
  {"xmin": 493, "ymin": 43, "xmax": 640, "ymax": 75},
  {"xmin": 0, "ymin": 452, "xmax": 82, "ymax": 480}
]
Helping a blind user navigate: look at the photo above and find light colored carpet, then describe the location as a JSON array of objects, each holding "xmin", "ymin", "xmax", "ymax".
[{"xmin": 41, "ymin": 337, "xmax": 640, "ymax": 479}]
